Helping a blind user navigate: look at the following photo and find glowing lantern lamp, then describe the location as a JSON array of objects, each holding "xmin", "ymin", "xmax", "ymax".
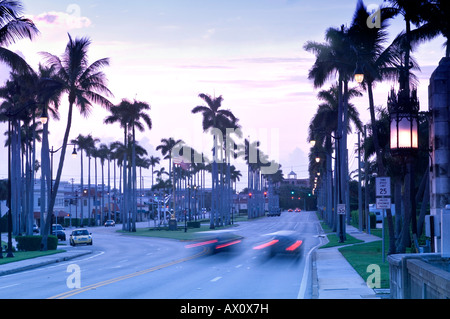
[{"xmin": 388, "ymin": 88, "xmax": 419, "ymax": 157}]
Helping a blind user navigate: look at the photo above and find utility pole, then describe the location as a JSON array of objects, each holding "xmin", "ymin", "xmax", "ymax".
[
  {"xmin": 358, "ymin": 131, "xmax": 363, "ymax": 231},
  {"xmin": 364, "ymin": 125, "xmax": 370, "ymax": 234}
]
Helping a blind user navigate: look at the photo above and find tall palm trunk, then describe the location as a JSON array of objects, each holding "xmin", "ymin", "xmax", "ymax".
[
  {"xmin": 42, "ymin": 101, "xmax": 74, "ymax": 250},
  {"xmin": 367, "ymin": 80, "xmax": 396, "ymax": 254},
  {"xmin": 122, "ymin": 126, "xmax": 128, "ymax": 231},
  {"xmin": 131, "ymin": 125, "xmax": 137, "ymax": 232}
]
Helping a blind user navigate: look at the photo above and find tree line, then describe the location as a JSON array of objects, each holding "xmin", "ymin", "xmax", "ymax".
[{"xmin": 306, "ymin": 0, "xmax": 448, "ymax": 254}]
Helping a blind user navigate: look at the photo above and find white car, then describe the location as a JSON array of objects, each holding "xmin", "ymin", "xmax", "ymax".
[{"xmin": 69, "ymin": 229, "xmax": 93, "ymax": 246}]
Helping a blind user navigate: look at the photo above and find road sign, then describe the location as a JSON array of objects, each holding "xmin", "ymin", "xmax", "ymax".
[
  {"xmin": 376, "ymin": 177, "xmax": 391, "ymax": 197},
  {"xmin": 337, "ymin": 204, "xmax": 346, "ymax": 215},
  {"xmin": 376, "ymin": 197, "xmax": 391, "ymax": 209}
]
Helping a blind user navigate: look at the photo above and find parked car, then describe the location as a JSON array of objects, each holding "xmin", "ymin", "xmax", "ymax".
[
  {"xmin": 69, "ymin": 229, "xmax": 93, "ymax": 246},
  {"xmin": 104, "ymin": 220, "xmax": 116, "ymax": 227},
  {"xmin": 52, "ymin": 229, "xmax": 66, "ymax": 241},
  {"xmin": 33, "ymin": 224, "xmax": 39, "ymax": 233},
  {"xmin": 369, "ymin": 204, "xmax": 396, "ymax": 222},
  {"xmin": 51, "ymin": 224, "xmax": 66, "ymax": 240}
]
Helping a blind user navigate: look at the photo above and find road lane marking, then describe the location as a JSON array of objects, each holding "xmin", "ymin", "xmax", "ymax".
[
  {"xmin": 0, "ymin": 283, "xmax": 21, "ymax": 290},
  {"xmin": 47, "ymin": 247, "xmax": 208, "ymax": 299},
  {"xmin": 210, "ymin": 276, "xmax": 222, "ymax": 282}
]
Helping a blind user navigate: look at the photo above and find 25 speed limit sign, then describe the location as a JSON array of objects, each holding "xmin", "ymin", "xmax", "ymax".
[{"xmin": 376, "ymin": 177, "xmax": 391, "ymax": 197}]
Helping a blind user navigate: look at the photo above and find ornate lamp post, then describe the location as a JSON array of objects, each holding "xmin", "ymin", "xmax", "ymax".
[{"xmin": 388, "ymin": 69, "xmax": 420, "ymax": 251}]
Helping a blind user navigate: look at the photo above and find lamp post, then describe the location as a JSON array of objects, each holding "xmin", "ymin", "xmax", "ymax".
[
  {"xmin": 388, "ymin": 72, "xmax": 420, "ymax": 251},
  {"xmin": 312, "ymin": 131, "xmax": 344, "ymax": 242}
]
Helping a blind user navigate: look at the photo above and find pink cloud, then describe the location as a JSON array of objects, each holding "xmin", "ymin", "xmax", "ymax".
[{"xmin": 29, "ymin": 11, "xmax": 91, "ymax": 30}]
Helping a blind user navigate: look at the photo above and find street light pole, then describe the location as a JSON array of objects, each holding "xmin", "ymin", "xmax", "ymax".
[{"xmin": 49, "ymin": 144, "xmax": 77, "ymax": 229}]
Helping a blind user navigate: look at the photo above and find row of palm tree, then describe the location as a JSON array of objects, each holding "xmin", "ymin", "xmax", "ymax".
[
  {"xmin": 306, "ymin": 0, "xmax": 449, "ymax": 254},
  {"xmin": 0, "ymin": 0, "xmax": 38, "ymax": 241},
  {"xmin": 191, "ymin": 93, "xmax": 282, "ymax": 227},
  {"xmin": 0, "ymin": 1, "xmax": 280, "ymax": 248}
]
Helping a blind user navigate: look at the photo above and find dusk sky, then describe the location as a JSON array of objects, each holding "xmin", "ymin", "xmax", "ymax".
[{"xmin": 0, "ymin": 0, "xmax": 446, "ymax": 191}]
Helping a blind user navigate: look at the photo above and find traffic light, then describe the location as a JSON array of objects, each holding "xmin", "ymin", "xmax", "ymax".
[
  {"xmin": 264, "ymin": 191, "xmax": 267, "ymax": 198},
  {"xmin": 249, "ymin": 192, "xmax": 252, "ymax": 199},
  {"xmin": 291, "ymin": 190, "xmax": 294, "ymax": 195}
]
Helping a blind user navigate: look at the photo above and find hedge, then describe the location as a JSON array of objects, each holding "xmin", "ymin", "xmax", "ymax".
[{"xmin": 16, "ymin": 235, "xmax": 58, "ymax": 251}]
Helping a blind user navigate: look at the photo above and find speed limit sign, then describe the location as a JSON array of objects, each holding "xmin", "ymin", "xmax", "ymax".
[{"xmin": 376, "ymin": 177, "xmax": 391, "ymax": 197}]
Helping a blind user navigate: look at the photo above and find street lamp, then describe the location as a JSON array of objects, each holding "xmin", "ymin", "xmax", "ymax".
[
  {"xmin": 388, "ymin": 88, "xmax": 419, "ymax": 156},
  {"xmin": 388, "ymin": 74, "xmax": 420, "ymax": 252},
  {"xmin": 49, "ymin": 144, "xmax": 77, "ymax": 226},
  {"xmin": 39, "ymin": 107, "xmax": 48, "ymax": 125},
  {"xmin": 354, "ymin": 62, "xmax": 364, "ymax": 84}
]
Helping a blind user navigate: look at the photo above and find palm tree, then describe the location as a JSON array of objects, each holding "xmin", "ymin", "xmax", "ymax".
[
  {"xmin": 304, "ymin": 24, "xmax": 356, "ymax": 239},
  {"xmin": 308, "ymin": 83, "xmax": 362, "ymax": 229},
  {"xmin": 109, "ymin": 140, "xmax": 127, "ymax": 226},
  {"xmin": 156, "ymin": 137, "xmax": 182, "ymax": 179},
  {"xmin": 97, "ymin": 143, "xmax": 110, "ymax": 223},
  {"xmin": 414, "ymin": 0, "xmax": 450, "ymax": 58},
  {"xmin": 0, "ymin": 0, "xmax": 38, "ymax": 74},
  {"xmin": 351, "ymin": 0, "xmax": 425, "ymax": 254},
  {"xmin": 348, "ymin": 0, "xmax": 404, "ymax": 177},
  {"xmin": 191, "ymin": 93, "xmax": 239, "ymax": 228},
  {"xmin": 105, "ymin": 100, "xmax": 131, "ymax": 230},
  {"xmin": 127, "ymin": 100, "xmax": 152, "ymax": 231},
  {"xmin": 40, "ymin": 34, "xmax": 112, "ymax": 249},
  {"xmin": 149, "ymin": 155, "xmax": 160, "ymax": 188},
  {"xmin": 0, "ymin": 67, "xmax": 61, "ymax": 236},
  {"xmin": 71, "ymin": 134, "xmax": 93, "ymax": 226}
]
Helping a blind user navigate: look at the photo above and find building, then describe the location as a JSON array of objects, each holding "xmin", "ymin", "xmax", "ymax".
[{"xmin": 282, "ymin": 171, "xmax": 310, "ymax": 188}]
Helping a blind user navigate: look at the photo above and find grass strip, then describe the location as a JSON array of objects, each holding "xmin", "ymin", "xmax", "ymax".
[
  {"xmin": 0, "ymin": 249, "xmax": 64, "ymax": 265},
  {"xmin": 338, "ymin": 240, "xmax": 389, "ymax": 289}
]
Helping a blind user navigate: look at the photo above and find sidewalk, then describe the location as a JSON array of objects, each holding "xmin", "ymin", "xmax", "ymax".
[{"xmin": 312, "ymin": 225, "xmax": 384, "ymax": 299}]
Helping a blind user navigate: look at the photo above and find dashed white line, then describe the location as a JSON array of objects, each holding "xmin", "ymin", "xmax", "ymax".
[{"xmin": 210, "ymin": 276, "xmax": 222, "ymax": 282}]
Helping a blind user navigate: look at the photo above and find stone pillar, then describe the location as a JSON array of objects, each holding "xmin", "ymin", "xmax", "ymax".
[{"xmin": 429, "ymin": 57, "xmax": 450, "ymax": 253}]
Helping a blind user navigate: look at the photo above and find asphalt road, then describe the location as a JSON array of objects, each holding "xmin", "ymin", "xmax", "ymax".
[{"xmin": 0, "ymin": 210, "xmax": 322, "ymax": 299}]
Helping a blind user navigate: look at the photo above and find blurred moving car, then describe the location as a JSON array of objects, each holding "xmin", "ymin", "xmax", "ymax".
[
  {"xmin": 287, "ymin": 209, "xmax": 293, "ymax": 212},
  {"xmin": 294, "ymin": 208, "xmax": 301, "ymax": 212},
  {"xmin": 104, "ymin": 220, "xmax": 116, "ymax": 227},
  {"xmin": 253, "ymin": 231, "xmax": 303, "ymax": 257},
  {"xmin": 185, "ymin": 229, "xmax": 242, "ymax": 253},
  {"xmin": 69, "ymin": 229, "xmax": 93, "ymax": 246}
]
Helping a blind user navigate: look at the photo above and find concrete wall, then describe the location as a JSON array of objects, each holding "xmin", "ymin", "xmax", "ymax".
[{"xmin": 388, "ymin": 253, "xmax": 450, "ymax": 299}]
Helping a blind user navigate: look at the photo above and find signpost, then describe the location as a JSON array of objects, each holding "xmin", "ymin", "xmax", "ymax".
[
  {"xmin": 376, "ymin": 177, "xmax": 390, "ymax": 263},
  {"xmin": 376, "ymin": 177, "xmax": 391, "ymax": 197},
  {"xmin": 337, "ymin": 204, "xmax": 346, "ymax": 215}
]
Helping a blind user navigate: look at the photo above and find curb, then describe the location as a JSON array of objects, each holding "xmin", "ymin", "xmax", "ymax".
[{"xmin": 0, "ymin": 250, "xmax": 92, "ymax": 277}]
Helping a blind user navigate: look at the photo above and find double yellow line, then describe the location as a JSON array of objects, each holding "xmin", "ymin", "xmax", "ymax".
[{"xmin": 48, "ymin": 247, "xmax": 208, "ymax": 299}]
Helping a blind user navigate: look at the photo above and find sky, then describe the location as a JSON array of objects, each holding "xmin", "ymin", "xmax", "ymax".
[{"xmin": 0, "ymin": 0, "xmax": 447, "ymax": 191}]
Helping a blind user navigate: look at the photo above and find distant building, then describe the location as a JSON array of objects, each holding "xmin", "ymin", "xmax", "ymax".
[{"xmin": 282, "ymin": 171, "xmax": 310, "ymax": 188}]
